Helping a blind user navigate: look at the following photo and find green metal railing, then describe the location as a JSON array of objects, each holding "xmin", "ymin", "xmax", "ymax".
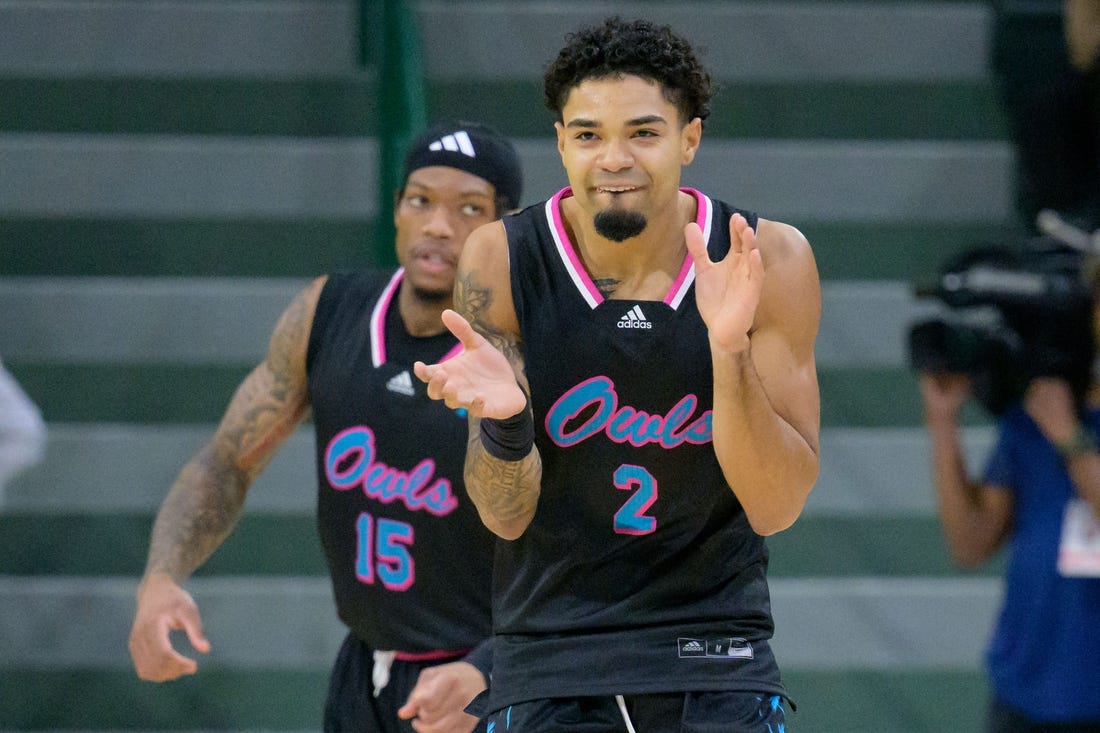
[{"xmin": 360, "ymin": 0, "xmax": 427, "ymax": 266}]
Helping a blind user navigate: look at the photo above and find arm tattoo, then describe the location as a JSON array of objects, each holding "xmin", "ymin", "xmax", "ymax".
[
  {"xmin": 236, "ymin": 289, "xmax": 312, "ymax": 466},
  {"xmin": 465, "ymin": 424, "xmax": 542, "ymax": 528},
  {"xmin": 145, "ymin": 285, "xmax": 314, "ymax": 579},
  {"xmin": 455, "ymin": 270, "xmax": 524, "ymax": 365},
  {"xmin": 455, "ymin": 266, "xmax": 541, "ymax": 532},
  {"xmin": 146, "ymin": 445, "xmax": 248, "ymax": 580}
]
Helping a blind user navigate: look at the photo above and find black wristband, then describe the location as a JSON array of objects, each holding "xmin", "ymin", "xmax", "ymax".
[{"xmin": 479, "ymin": 397, "xmax": 534, "ymax": 461}]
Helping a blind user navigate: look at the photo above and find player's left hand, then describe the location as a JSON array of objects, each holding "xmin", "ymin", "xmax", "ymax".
[
  {"xmin": 397, "ymin": 659, "xmax": 486, "ymax": 733},
  {"xmin": 685, "ymin": 213, "xmax": 763, "ymax": 353}
]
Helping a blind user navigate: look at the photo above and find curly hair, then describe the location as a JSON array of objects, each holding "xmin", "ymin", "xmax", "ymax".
[{"xmin": 543, "ymin": 16, "xmax": 714, "ymax": 126}]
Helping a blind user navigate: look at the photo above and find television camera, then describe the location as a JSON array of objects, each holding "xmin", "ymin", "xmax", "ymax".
[{"xmin": 907, "ymin": 212, "xmax": 1100, "ymax": 416}]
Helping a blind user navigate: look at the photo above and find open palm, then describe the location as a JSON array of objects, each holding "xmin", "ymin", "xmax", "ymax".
[
  {"xmin": 684, "ymin": 213, "xmax": 764, "ymax": 351},
  {"xmin": 413, "ymin": 309, "xmax": 526, "ymax": 419}
]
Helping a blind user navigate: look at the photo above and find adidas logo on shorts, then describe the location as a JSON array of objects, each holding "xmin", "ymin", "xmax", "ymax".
[{"xmin": 617, "ymin": 304, "xmax": 652, "ymax": 329}]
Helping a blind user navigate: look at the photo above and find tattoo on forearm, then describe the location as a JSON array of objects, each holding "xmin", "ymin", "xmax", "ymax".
[
  {"xmin": 465, "ymin": 429, "xmax": 542, "ymax": 525},
  {"xmin": 147, "ymin": 447, "xmax": 247, "ymax": 579}
]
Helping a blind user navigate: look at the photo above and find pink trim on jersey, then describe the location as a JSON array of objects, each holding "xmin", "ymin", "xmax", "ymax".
[
  {"xmin": 369, "ymin": 268, "xmax": 464, "ymax": 366},
  {"xmin": 544, "ymin": 187, "xmax": 713, "ymax": 311},
  {"xmin": 394, "ymin": 647, "xmax": 473, "ymax": 662},
  {"xmin": 369, "ymin": 269, "xmax": 405, "ymax": 367},
  {"xmin": 439, "ymin": 342, "xmax": 464, "ymax": 363},
  {"xmin": 546, "ymin": 189, "xmax": 602, "ymax": 308},
  {"xmin": 668, "ymin": 188, "xmax": 712, "ymax": 309}
]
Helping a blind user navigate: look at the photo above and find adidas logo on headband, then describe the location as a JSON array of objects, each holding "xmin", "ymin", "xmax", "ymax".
[
  {"xmin": 428, "ymin": 131, "xmax": 477, "ymax": 157},
  {"xmin": 403, "ymin": 122, "xmax": 524, "ymax": 211}
]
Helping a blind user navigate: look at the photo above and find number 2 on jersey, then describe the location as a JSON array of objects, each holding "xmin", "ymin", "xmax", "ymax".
[
  {"xmin": 613, "ymin": 464, "xmax": 657, "ymax": 535},
  {"xmin": 355, "ymin": 512, "xmax": 414, "ymax": 590}
]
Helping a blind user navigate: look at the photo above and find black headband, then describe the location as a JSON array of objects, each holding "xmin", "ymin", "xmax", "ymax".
[{"xmin": 402, "ymin": 122, "xmax": 524, "ymax": 211}]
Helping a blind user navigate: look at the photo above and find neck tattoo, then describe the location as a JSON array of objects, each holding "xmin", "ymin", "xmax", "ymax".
[{"xmin": 593, "ymin": 278, "xmax": 620, "ymax": 298}]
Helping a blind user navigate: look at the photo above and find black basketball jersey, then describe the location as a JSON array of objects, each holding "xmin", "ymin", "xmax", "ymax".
[
  {"xmin": 488, "ymin": 188, "xmax": 785, "ymax": 708},
  {"xmin": 307, "ymin": 270, "xmax": 494, "ymax": 653}
]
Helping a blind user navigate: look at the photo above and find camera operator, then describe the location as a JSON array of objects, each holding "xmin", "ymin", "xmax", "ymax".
[{"xmin": 917, "ymin": 259, "xmax": 1100, "ymax": 730}]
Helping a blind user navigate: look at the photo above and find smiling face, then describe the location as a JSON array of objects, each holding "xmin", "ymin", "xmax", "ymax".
[
  {"xmin": 394, "ymin": 165, "xmax": 499, "ymax": 301},
  {"xmin": 555, "ymin": 74, "xmax": 701, "ymax": 242}
]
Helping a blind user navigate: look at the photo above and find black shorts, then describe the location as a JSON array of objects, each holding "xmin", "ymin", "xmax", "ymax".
[
  {"xmin": 323, "ymin": 632, "xmax": 488, "ymax": 733},
  {"xmin": 478, "ymin": 691, "xmax": 789, "ymax": 733}
]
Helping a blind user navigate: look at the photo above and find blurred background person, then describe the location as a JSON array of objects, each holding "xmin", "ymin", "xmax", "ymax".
[
  {"xmin": 989, "ymin": 0, "xmax": 1100, "ymax": 234},
  {"xmin": 916, "ymin": 239, "xmax": 1100, "ymax": 730},
  {"xmin": 0, "ymin": 357, "xmax": 46, "ymax": 505}
]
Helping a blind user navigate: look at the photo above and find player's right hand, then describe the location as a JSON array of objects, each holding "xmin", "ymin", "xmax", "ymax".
[
  {"xmin": 413, "ymin": 309, "xmax": 526, "ymax": 419},
  {"xmin": 128, "ymin": 572, "xmax": 211, "ymax": 682}
]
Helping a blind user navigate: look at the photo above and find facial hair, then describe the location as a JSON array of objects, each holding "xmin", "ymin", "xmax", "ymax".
[
  {"xmin": 411, "ymin": 285, "xmax": 450, "ymax": 303},
  {"xmin": 594, "ymin": 209, "xmax": 648, "ymax": 242}
]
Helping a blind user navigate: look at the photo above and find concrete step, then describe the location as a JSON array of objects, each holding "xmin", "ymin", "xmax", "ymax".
[
  {"xmin": 0, "ymin": 77, "xmax": 1007, "ymax": 141},
  {"xmin": 0, "ymin": 575, "xmax": 999, "ymax": 669},
  {"xmin": 0, "ymin": 362, "xmax": 950, "ymax": 427},
  {"xmin": 1, "ymin": 422, "xmax": 995, "ymax": 516},
  {"xmin": 0, "ymin": 667, "xmax": 989, "ymax": 731},
  {"xmin": 0, "ymin": 134, "xmax": 1014, "ymax": 222},
  {"xmin": 0, "ymin": 1, "xmax": 991, "ymax": 82},
  {"xmin": 0, "ymin": 512, "xmax": 994, "ymax": 578},
  {"xmin": 0, "ymin": 218, "xmax": 1016, "ymax": 280},
  {"xmin": 1, "ymin": 278, "xmax": 936, "ymax": 365}
]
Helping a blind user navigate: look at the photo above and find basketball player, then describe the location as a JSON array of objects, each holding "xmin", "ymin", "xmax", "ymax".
[
  {"xmin": 129, "ymin": 122, "xmax": 523, "ymax": 733},
  {"xmin": 414, "ymin": 17, "xmax": 821, "ymax": 732}
]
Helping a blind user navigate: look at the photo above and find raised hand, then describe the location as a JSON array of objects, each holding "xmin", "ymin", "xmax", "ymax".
[
  {"xmin": 684, "ymin": 213, "xmax": 764, "ymax": 353},
  {"xmin": 413, "ymin": 309, "xmax": 526, "ymax": 419},
  {"xmin": 917, "ymin": 371, "xmax": 971, "ymax": 425}
]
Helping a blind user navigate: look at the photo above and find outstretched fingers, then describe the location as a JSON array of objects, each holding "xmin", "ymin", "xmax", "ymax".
[
  {"xmin": 415, "ymin": 362, "xmax": 460, "ymax": 405},
  {"xmin": 413, "ymin": 309, "xmax": 480, "ymax": 402},
  {"xmin": 684, "ymin": 221, "xmax": 712, "ymax": 270},
  {"xmin": 728, "ymin": 212, "xmax": 757, "ymax": 255},
  {"xmin": 414, "ymin": 358, "xmax": 490, "ymax": 414},
  {"xmin": 439, "ymin": 309, "xmax": 482, "ymax": 349}
]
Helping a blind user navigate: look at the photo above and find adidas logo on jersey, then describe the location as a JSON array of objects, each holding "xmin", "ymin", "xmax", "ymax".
[
  {"xmin": 385, "ymin": 370, "xmax": 416, "ymax": 397},
  {"xmin": 617, "ymin": 304, "xmax": 652, "ymax": 329},
  {"xmin": 428, "ymin": 130, "xmax": 477, "ymax": 157},
  {"xmin": 678, "ymin": 639, "xmax": 707, "ymax": 657}
]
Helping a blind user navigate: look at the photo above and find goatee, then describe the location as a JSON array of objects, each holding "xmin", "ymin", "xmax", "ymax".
[
  {"xmin": 594, "ymin": 210, "xmax": 647, "ymax": 242},
  {"xmin": 411, "ymin": 286, "xmax": 449, "ymax": 303}
]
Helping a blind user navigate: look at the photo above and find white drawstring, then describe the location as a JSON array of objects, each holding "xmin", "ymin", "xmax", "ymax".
[
  {"xmin": 371, "ymin": 650, "xmax": 397, "ymax": 697},
  {"xmin": 614, "ymin": 694, "xmax": 638, "ymax": 733}
]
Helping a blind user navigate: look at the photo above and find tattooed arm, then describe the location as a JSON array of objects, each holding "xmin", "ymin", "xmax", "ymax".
[
  {"xmin": 129, "ymin": 277, "xmax": 322, "ymax": 681},
  {"xmin": 415, "ymin": 221, "xmax": 542, "ymax": 540}
]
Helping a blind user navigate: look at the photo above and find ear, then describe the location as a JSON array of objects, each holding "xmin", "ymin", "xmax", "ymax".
[
  {"xmin": 555, "ymin": 121, "xmax": 567, "ymax": 159},
  {"xmin": 681, "ymin": 118, "xmax": 702, "ymax": 165}
]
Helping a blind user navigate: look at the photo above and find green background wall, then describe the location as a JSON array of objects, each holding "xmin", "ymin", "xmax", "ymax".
[{"xmin": 0, "ymin": 1, "xmax": 1032, "ymax": 730}]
